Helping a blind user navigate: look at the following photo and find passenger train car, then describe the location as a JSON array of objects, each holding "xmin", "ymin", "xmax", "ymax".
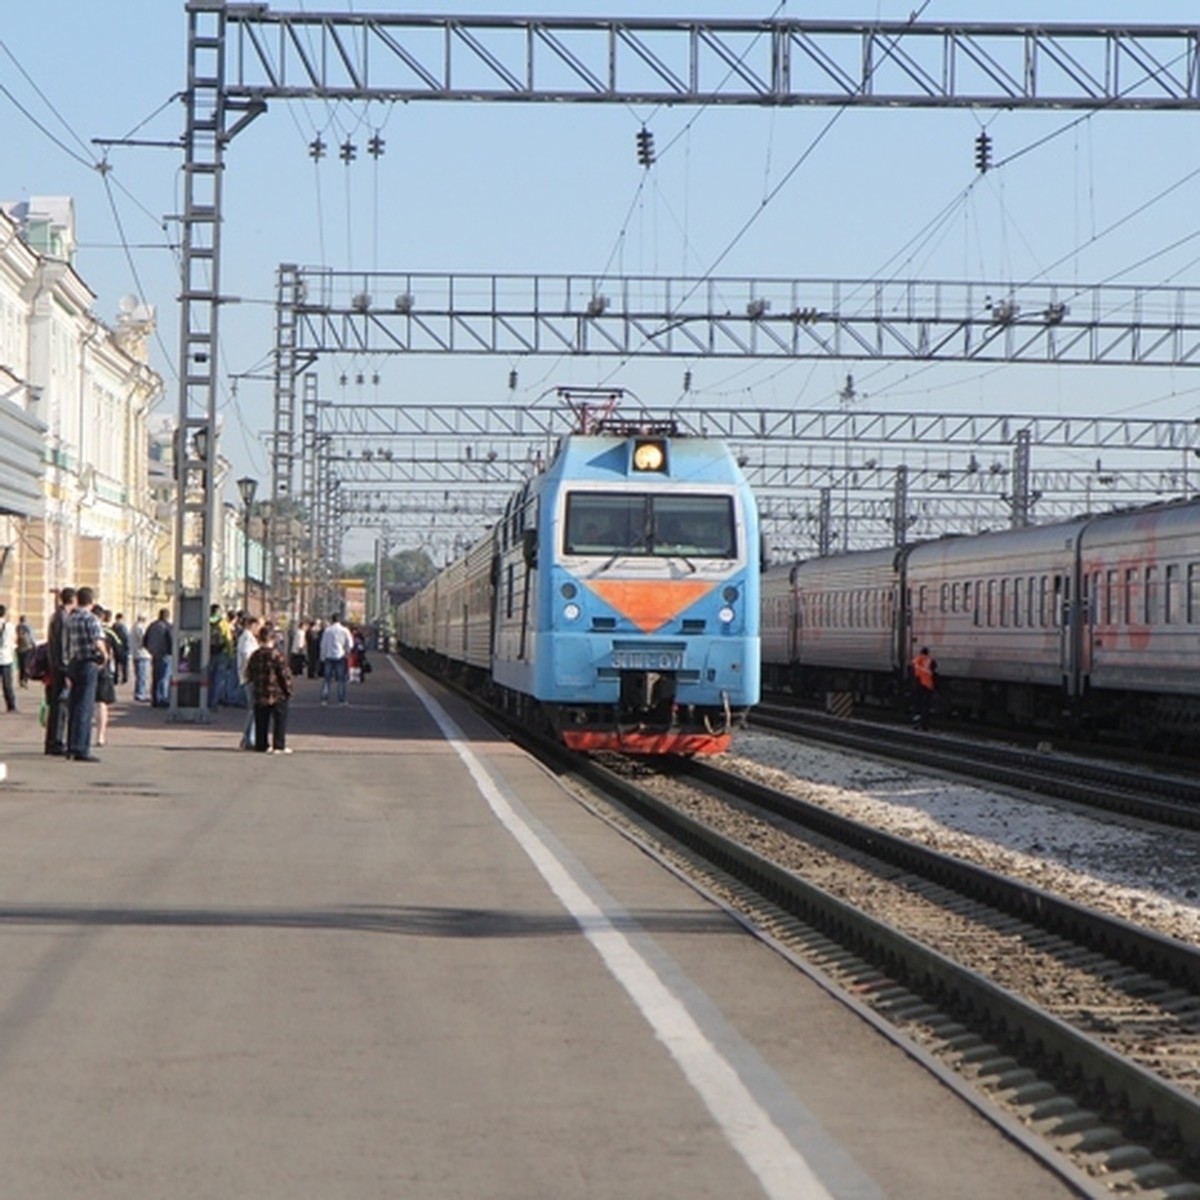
[
  {"xmin": 397, "ymin": 422, "xmax": 760, "ymax": 754},
  {"xmin": 761, "ymin": 496, "xmax": 1200, "ymax": 747}
]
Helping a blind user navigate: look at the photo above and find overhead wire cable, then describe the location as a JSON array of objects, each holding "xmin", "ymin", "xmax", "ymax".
[
  {"xmin": 599, "ymin": 1, "xmax": 934, "ymax": 389},
  {"xmin": 0, "ymin": 36, "xmax": 95, "ymax": 162},
  {"xmin": 823, "ymin": 35, "xmax": 1200, "ymax": 410},
  {"xmin": 99, "ymin": 173, "xmax": 178, "ymax": 386}
]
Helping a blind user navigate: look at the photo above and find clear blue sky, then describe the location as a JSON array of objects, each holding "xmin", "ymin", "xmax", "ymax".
[{"xmin": 5, "ymin": 2, "xmax": 1200, "ymax": 559}]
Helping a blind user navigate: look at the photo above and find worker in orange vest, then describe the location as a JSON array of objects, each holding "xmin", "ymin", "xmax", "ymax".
[{"xmin": 911, "ymin": 646, "xmax": 937, "ymax": 730}]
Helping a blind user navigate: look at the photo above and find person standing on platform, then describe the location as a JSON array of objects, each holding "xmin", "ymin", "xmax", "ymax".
[
  {"xmin": 0, "ymin": 605, "xmax": 16, "ymax": 713},
  {"xmin": 288, "ymin": 619, "xmax": 306, "ymax": 677},
  {"xmin": 318, "ymin": 613, "xmax": 353, "ymax": 706},
  {"xmin": 247, "ymin": 623, "xmax": 293, "ymax": 754},
  {"xmin": 111, "ymin": 612, "xmax": 130, "ymax": 686},
  {"xmin": 910, "ymin": 645, "xmax": 938, "ymax": 731},
  {"xmin": 207, "ymin": 604, "xmax": 234, "ymax": 709},
  {"xmin": 130, "ymin": 614, "xmax": 151, "ymax": 702},
  {"xmin": 44, "ymin": 587, "xmax": 76, "ymax": 756},
  {"xmin": 236, "ymin": 614, "xmax": 262, "ymax": 749},
  {"xmin": 305, "ymin": 619, "xmax": 321, "ymax": 679},
  {"xmin": 94, "ymin": 607, "xmax": 119, "ymax": 748},
  {"xmin": 145, "ymin": 607, "xmax": 173, "ymax": 708},
  {"xmin": 65, "ymin": 587, "xmax": 106, "ymax": 763},
  {"xmin": 15, "ymin": 614, "xmax": 35, "ymax": 689}
]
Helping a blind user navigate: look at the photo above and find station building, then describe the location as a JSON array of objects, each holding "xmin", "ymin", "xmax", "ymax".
[{"xmin": 0, "ymin": 197, "xmax": 166, "ymax": 630}]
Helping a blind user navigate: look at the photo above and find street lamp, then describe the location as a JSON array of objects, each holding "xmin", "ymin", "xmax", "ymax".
[{"xmin": 237, "ymin": 476, "xmax": 258, "ymax": 614}]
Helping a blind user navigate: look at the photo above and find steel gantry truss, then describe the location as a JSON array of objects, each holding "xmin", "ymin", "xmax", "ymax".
[
  {"xmin": 292, "ymin": 270, "xmax": 1200, "ymax": 367},
  {"xmin": 179, "ymin": 5, "xmax": 1200, "ymax": 673},
  {"xmin": 219, "ymin": 13, "xmax": 1200, "ymax": 109},
  {"xmin": 281, "ymin": 265, "xmax": 1200, "ymax": 591},
  {"xmin": 304, "ymin": 399, "xmax": 1200, "ymax": 588},
  {"xmin": 309, "ymin": 400, "xmax": 1200, "ymax": 451}
]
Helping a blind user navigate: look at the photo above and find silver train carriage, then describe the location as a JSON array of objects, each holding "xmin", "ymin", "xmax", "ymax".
[{"xmin": 760, "ymin": 496, "xmax": 1200, "ymax": 746}]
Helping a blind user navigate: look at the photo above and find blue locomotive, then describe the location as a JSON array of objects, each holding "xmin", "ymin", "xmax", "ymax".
[{"xmin": 397, "ymin": 420, "xmax": 760, "ymax": 754}]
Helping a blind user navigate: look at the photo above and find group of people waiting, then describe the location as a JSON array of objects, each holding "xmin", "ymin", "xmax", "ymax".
[
  {"xmin": 35, "ymin": 586, "xmax": 163, "ymax": 763},
  {"xmin": 14, "ymin": 588, "xmax": 372, "ymax": 763},
  {"xmin": 233, "ymin": 611, "xmax": 368, "ymax": 753}
]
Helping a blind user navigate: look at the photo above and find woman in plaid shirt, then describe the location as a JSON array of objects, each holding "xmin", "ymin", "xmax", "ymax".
[{"xmin": 246, "ymin": 624, "xmax": 294, "ymax": 754}]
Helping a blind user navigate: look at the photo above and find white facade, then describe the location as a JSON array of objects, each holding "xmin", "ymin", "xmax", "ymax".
[{"xmin": 0, "ymin": 198, "xmax": 167, "ymax": 630}]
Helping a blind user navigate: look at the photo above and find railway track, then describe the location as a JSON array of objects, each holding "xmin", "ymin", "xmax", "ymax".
[
  {"xmin": 522, "ymin": 737, "xmax": 1200, "ymax": 1196},
  {"xmin": 415, "ymin": 659, "xmax": 1200, "ymax": 1193},
  {"xmin": 752, "ymin": 702, "xmax": 1200, "ymax": 831}
]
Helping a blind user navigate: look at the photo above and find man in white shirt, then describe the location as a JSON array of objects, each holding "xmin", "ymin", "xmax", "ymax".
[
  {"xmin": 236, "ymin": 615, "xmax": 262, "ymax": 747},
  {"xmin": 319, "ymin": 613, "xmax": 354, "ymax": 706},
  {"xmin": 0, "ymin": 604, "xmax": 16, "ymax": 713}
]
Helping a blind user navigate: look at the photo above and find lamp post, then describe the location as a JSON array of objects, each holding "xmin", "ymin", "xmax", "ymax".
[{"xmin": 237, "ymin": 476, "xmax": 258, "ymax": 614}]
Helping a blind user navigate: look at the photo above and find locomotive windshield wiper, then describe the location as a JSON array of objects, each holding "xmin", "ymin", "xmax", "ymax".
[
  {"xmin": 661, "ymin": 546, "xmax": 697, "ymax": 572},
  {"xmin": 599, "ymin": 535, "xmax": 647, "ymax": 571}
]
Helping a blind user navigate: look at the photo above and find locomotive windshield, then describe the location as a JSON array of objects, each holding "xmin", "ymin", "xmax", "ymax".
[{"xmin": 564, "ymin": 492, "xmax": 736, "ymax": 558}]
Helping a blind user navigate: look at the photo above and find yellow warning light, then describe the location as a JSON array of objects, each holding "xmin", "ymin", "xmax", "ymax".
[{"xmin": 632, "ymin": 439, "xmax": 667, "ymax": 472}]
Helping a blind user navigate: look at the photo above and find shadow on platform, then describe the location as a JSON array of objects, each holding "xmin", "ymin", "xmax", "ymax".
[{"xmin": 0, "ymin": 902, "xmax": 737, "ymax": 939}]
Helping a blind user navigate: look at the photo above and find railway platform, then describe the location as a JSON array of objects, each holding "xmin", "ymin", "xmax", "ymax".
[{"xmin": 0, "ymin": 659, "xmax": 1086, "ymax": 1199}]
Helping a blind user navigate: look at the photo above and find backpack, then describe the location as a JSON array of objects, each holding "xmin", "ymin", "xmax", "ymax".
[{"xmin": 27, "ymin": 641, "xmax": 50, "ymax": 682}]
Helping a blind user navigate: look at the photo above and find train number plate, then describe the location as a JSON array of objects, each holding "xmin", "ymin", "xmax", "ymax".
[{"xmin": 612, "ymin": 649, "xmax": 684, "ymax": 671}]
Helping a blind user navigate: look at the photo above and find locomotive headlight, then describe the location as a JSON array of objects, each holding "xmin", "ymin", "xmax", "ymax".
[
  {"xmin": 560, "ymin": 582, "xmax": 577, "ymax": 599},
  {"xmin": 718, "ymin": 605, "xmax": 735, "ymax": 624},
  {"xmin": 632, "ymin": 439, "xmax": 667, "ymax": 472},
  {"xmin": 563, "ymin": 602, "xmax": 581, "ymax": 622},
  {"xmin": 722, "ymin": 586, "xmax": 739, "ymax": 603}
]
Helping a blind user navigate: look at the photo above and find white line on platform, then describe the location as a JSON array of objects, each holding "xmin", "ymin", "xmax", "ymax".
[{"xmin": 393, "ymin": 660, "xmax": 873, "ymax": 1200}]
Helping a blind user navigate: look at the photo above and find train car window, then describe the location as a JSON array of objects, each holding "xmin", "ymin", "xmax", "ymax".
[
  {"xmin": 1105, "ymin": 570, "xmax": 1117, "ymax": 626},
  {"xmin": 506, "ymin": 563, "xmax": 515, "ymax": 619},
  {"xmin": 1166, "ymin": 564, "xmax": 1181, "ymax": 625},
  {"xmin": 964, "ymin": 580, "xmax": 974, "ymax": 624},
  {"xmin": 1189, "ymin": 564, "xmax": 1200, "ymax": 623},
  {"xmin": 918, "ymin": 584, "xmax": 927, "ymax": 614},
  {"xmin": 1125, "ymin": 567, "xmax": 1138, "ymax": 626},
  {"xmin": 1014, "ymin": 578, "xmax": 1024, "ymax": 628},
  {"xmin": 1146, "ymin": 566, "xmax": 1160, "ymax": 626}
]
